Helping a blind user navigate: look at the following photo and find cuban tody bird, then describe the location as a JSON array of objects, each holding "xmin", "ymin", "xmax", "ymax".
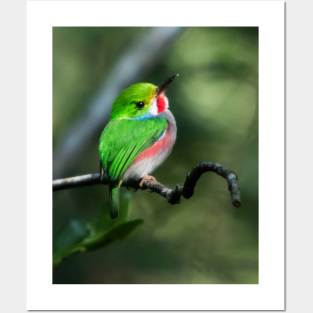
[{"xmin": 98, "ymin": 74, "xmax": 178, "ymax": 218}]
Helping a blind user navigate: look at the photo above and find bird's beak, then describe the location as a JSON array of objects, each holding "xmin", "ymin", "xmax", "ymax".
[{"xmin": 157, "ymin": 73, "xmax": 179, "ymax": 96}]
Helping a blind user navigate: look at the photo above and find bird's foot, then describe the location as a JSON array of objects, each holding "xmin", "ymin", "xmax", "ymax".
[{"xmin": 139, "ymin": 175, "xmax": 157, "ymax": 188}]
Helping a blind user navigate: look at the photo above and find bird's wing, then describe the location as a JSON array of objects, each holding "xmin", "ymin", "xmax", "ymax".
[{"xmin": 99, "ymin": 117, "xmax": 167, "ymax": 182}]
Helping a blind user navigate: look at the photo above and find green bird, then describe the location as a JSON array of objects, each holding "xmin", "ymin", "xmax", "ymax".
[{"xmin": 98, "ymin": 74, "xmax": 178, "ymax": 218}]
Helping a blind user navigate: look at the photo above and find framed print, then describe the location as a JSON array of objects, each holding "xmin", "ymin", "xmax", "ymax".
[{"xmin": 27, "ymin": 0, "xmax": 285, "ymax": 310}]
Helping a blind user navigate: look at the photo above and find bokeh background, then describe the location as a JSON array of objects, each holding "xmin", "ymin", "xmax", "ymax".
[{"xmin": 53, "ymin": 27, "xmax": 258, "ymax": 284}]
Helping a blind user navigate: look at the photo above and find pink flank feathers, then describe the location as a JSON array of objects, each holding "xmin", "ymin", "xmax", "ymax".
[
  {"xmin": 134, "ymin": 127, "xmax": 172, "ymax": 163},
  {"xmin": 122, "ymin": 108, "xmax": 177, "ymax": 181}
]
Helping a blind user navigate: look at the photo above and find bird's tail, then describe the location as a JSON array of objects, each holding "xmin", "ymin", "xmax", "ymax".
[{"xmin": 109, "ymin": 184, "xmax": 120, "ymax": 219}]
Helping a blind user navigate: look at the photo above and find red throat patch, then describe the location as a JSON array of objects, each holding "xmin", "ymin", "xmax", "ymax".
[{"xmin": 157, "ymin": 94, "xmax": 167, "ymax": 113}]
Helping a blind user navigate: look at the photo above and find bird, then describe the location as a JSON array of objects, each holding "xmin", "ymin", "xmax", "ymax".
[{"xmin": 98, "ymin": 74, "xmax": 178, "ymax": 218}]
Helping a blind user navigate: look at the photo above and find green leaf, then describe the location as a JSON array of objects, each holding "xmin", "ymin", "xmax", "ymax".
[
  {"xmin": 53, "ymin": 190, "xmax": 143, "ymax": 266},
  {"xmin": 82, "ymin": 219, "xmax": 143, "ymax": 251},
  {"xmin": 53, "ymin": 219, "xmax": 89, "ymax": 265}
]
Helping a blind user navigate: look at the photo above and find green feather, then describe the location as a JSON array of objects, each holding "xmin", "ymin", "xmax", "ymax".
[
  {"xmin": 99, "ymin": 117, "xmax": 167, "ymax": 182},
  {"xmin": 111, "ymin": 83, "xmax": 156, "ymax": 120},
  {"xmin": 109, "ymin": 186, "xmax": 120, "ymax": 219}
]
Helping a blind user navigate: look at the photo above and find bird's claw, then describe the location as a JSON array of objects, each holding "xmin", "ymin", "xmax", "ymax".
[{"xmin": 139, "ymin": 175, "xmax": 157, "ymax": 188}]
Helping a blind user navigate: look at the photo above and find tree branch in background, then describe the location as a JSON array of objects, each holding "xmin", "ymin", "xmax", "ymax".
[
  {"xmin": 53, "ymin": 161, "xmax": 241, "ymax": 208},
  {"xmin": 53, "ymin": 27, "xmax": 182, "ymax": 177}
]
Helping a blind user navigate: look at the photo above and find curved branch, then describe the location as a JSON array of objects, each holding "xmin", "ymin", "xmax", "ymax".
[{"xmin": 53, "ymin": 162, "xmax": 241, "ymax": 208}]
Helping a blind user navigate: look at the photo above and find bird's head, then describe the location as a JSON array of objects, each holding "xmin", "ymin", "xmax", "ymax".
[{"xmin": 111, "ymin": 74, "xmax": 179, "ymax": 120}]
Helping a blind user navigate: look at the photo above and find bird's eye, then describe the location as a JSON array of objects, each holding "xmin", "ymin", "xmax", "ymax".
[{"xmin": 136, "ymin": 101, "xmax": 145, "ymax": 109}]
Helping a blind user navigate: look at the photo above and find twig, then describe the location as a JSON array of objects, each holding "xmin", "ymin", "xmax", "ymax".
[
  {"xmin": 53, "ymin": 162, "xmax": 241, "ymax": 207},
  {"xmin": 53, "ymin": 27, "xmax": 182, "ymax": 177}
]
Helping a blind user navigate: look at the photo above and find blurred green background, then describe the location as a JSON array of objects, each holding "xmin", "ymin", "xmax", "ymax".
[{"xmin": 53, "ymin": 27, "xmax": 258, "ymax": 284}]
